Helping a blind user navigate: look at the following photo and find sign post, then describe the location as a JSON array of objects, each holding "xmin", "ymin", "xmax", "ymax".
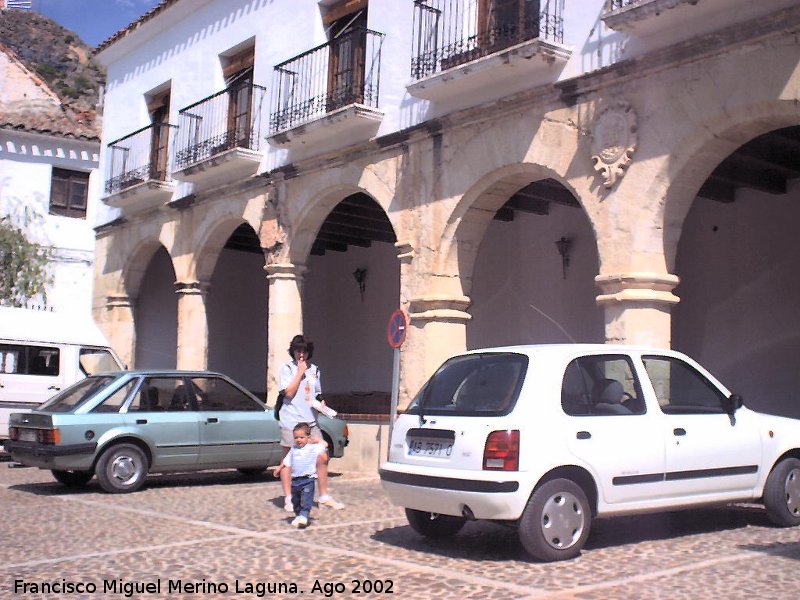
[{"xmin": 386, "ymin": 309, "xmax": 407, "ymax": 459}]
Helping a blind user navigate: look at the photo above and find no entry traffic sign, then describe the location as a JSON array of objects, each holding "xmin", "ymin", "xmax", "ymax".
[{"xmin": 387, "ymin": 309, "xmax": 408, "ymax": 348}]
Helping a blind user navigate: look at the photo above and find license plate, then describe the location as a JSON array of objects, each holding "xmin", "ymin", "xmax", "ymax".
[
  {"xmin": 407, "ymin": 437, "xmax": 453, "ymax": 457},
  {"xmin": 19, "ymin": 429, "xmax": 37, "ymax": 442}
]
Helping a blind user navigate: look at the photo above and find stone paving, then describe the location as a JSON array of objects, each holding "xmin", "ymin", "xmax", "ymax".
[{"xmin": 1, "ymin": 459, "xmax": 799, "ymax": 599}]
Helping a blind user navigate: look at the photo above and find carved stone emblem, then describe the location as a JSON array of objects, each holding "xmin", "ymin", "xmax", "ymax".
[{"xmin": 591, "ymin": 101, "xmax": 637, "ymax": 188}]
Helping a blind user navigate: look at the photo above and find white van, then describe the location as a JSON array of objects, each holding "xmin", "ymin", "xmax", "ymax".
[{"xmin": 0, "ymin": 307, "xmax": 125, "ymax": 439}]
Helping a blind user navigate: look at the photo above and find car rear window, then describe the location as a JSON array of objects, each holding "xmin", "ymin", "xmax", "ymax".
[
  {"xmin": 406, "ymin": 352, "xmax": 527, "ymax": 416},
  {"xmin": 37, "ymin": 376, "xmax": 118, "ymax": 413}
]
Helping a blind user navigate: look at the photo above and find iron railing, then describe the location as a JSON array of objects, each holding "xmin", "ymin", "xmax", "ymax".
[
  {"xmin": 270, "ymin": 27, "xmax": 385, "ymax": 134},
  {"xmin": 411, "ymin": 0, "xmax": 564, "ymax": 80},
  {"xmin": 174, "ymin": 82, "xmax": 267, "ymax": 170},
  {"xmin": 105, "ymin": 123, "xmax": 177, "ymax": 195},
  {"xmin": 606, "ymin": 0, "xmax": 637, "ymax": 10}
]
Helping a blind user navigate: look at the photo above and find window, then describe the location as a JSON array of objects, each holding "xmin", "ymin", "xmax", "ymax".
[
  {"xmin": 407, "ymin": 352, "xmax": 527, "ymax": 416},
  {"xmin": 92, "ymin": 380, "xmax": 137, "ymax": 413},
  {"xmin": 146, "ymin": 89, "xmax": 171, "ymax": 181},
  {"xmin": 561, "ymin": 355, "xmax": 644, "ymax": 416},
  {"xmin": 323, "ymin": 0, "xmax": 368, "ymax": 110},
  {"xmin": 50, "ymin": 168, "xmax": 88, "ymax": 218},
  {"xmin": 190, "ymin": 377, "xmax": 262, "ymax": 411},
  {"xmin": 0, "ymin": 344, "xmax": 60, "ymax": 376},
  {"xmin": 79, "ymin": 348, "xmax": 122, "ymax": 375},
  {"xmin": 134, "ymin": 377, "xmax": 192, "ymax": 412},
  {"xmin": 38, "ymin": 376, "xmax": 116, "ymax": 413},
  {"xmin": 478, "ymin": 0, "xmax": 540, "ymax": 50},
  {"xmin": 222, "ymin": 46, "xmax": 255, "ymax": 149},
  {"xmin": 642, "ymin": 356, "xmax": 727, "ymax": 415}
]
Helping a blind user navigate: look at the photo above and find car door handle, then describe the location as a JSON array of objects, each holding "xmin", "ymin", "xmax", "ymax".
[
  {"xmin": 136, "ymin": 419, "xmax": 148, "ymax": 424},
  {"xmin": 206, "ymin": 417, "xmax": 219, "ymax": 424},
  {"xmin": 576, "ymin": 431, "xmax": 591, "ymax": 440},
  {"xmin": 47, "ymin": 385, "xmax": 60, "ymax": 391},
  {"xmin": 673, "ymin": 428, "xmax": 686, "ymax": 436}
]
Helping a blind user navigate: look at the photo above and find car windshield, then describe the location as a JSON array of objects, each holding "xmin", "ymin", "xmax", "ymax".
[
  {"xmin": 406, "ymin": 352, "xmax": 528, "ymax": 416},
  {"xmin": 37, "ymin": 375, "xmax": 119, "ymax": 413},
  {"xmin": 79, "ymin": 348, "xmax": 123, "ymax": 375}
]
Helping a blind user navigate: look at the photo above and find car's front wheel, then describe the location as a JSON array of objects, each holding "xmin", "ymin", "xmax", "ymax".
[
  {"xmin": 764, "ymin": 457, "xmax": 800, "ymax": 527},
  {"xmin": 95, "ymin": 443, "xmax": 149, "ymax": 494},
  {"xmin": 51, "ymin": 469, "xmax": 93, "ymax": 488},
  {"xmin": 518, "ymin": 478, "xmax": 591, "ymax": 562},
  {"xmin": 405, "ymin": 508, "xmax": 466, "ymax": 539}
]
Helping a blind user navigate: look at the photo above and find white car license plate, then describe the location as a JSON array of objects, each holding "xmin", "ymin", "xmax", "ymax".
[
  {"xmin": 19, "ymin": 429, "xmax": 37, "ymax": 442},
  {"xmin": 407, "ymin": 437, "xmax": 453, "ymax": 457}
]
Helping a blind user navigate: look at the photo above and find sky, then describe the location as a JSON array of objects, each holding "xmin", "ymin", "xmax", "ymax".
[{"xmin": 32, "ymin": 0, "xmax": 163, "ymax": 47}]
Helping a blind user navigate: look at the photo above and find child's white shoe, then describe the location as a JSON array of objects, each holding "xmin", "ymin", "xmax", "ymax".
[{"xmin": 291, "ymin": 515, "xmax": 308, "ymax": 528}]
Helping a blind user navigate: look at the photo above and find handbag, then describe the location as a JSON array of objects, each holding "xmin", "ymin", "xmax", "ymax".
[{"xmin": 274, "ymin": 391, "xmax": 285, "ymax": 420}]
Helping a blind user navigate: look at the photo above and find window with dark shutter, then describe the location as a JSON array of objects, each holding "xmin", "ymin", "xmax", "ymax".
[{"xmin": 49, "ymin": 168, "xmax": 89, "ymax": 218}]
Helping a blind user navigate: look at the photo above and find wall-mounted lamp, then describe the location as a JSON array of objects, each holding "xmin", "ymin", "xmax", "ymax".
[
  {"xmin": 352, "ymin": 268, "xmax": 367, "ymax": 301},
  {"xmin": 555, "ymin": 236, "xmax": 572, "ymax": 279}
]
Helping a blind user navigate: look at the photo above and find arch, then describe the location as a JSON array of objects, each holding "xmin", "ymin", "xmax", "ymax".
[
  {"xmin": 121, "ymin": 237, "xmax": 173, "ymax": 299},
  {"xmin": 657, "ymin": 99, "xmax": 800, "ymax": 272},
  {"xmin": 438, "ymin": 162, "xmax": 594, "ymax": 298},
  {"xmin": 194, "ymin": 214, "xmax": 263, "ymax": 284}
]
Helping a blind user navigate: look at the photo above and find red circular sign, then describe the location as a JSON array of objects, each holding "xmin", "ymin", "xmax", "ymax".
[{"xmin": 387, "ymin": 309, "xmax": 408, "ymax": 348}]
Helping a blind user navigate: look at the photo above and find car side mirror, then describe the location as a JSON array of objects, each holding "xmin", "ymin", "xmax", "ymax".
[{"xmin": 724, "ymin": 393, "xmax": 743, "ymax": 414}]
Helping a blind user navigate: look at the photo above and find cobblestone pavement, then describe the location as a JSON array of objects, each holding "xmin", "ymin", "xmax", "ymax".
[{"xmin": 1, "ymin": 459, "xmax": 799, "ymax": 599}]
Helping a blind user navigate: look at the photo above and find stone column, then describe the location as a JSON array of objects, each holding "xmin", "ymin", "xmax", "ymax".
[
  {"xmin": 264, "ymin": 263, "xmax": 306, "ymax": 404},
  {"xmin": 595, "ymin": 272, "xmax": 680, "ymax": 348},
  {"xmin": 404, "ymin": 294, "xmax": 471, "ymax": 409},
  {"xmin": 103, "ymin": 294, "xmax": 136, "ymax": 368},
  {"xmin": 174, "ymin": 280, "xmax": 209, "ymax": 370}
]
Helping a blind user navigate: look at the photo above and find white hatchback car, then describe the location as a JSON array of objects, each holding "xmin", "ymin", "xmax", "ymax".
[{"xmin": 379, "ymin": 344, "xmax": 800, "ymax": 562}]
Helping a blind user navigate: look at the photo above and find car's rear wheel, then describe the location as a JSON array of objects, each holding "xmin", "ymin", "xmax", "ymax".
[
  {"xmin": 764, "ymin": 457, "xmax": 800, "ymax": 527},
  {"xmin": 405, "ymin": 508, "xmax": 466, "ymax": 539},
  {"xmin": 237, "ymin": 467, "xmax": 267, "ymax": 477},
  {"xmin": 51, "ymin": 469, "xmax": 93, "ymax": 488},
  {"xmin": 519, "ymin": 478, "xmax": 591, "ymax": 562},
  {"xmin": 95, "ymin": 443, "xmax": 149, "ymax": 494}
]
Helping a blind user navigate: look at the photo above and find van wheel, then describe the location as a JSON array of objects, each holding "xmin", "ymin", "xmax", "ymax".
[
  {"xmin": 95, "ymin": 443, "xmax": 148, "ymax": 493},
  {"xmin": 405, "ymin": 508, "xmax": 466, "ymax": 539},
  {"xmin": 519, "ymin": 478, "xmax": 591, "ymax": 562},
  {"xmin": 51, "ymin": 469, "xmax": 93, "ymax": 488},
  {"xmin": 764, "ymin": 457, "xmax": 800, "ymax": 527}
]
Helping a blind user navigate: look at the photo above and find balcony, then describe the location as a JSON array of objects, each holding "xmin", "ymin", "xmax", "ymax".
[
  {"xmin": 407, "ymin": 0, "xmax": 570, "ymax": 103},
  {"xmin": 267, "ymin": 27, "xmax": 385, "ymax": 152},
  {"xmin": 103, "ymin": 123, "xmax": 177, "ymax": 212},
  {"xmin": 172, "ymin": 82, "xmax": 267, "ymax": 189},
  {"xmin": 601, "ymin": 0, "xmax": 771, "ymax": 36}
]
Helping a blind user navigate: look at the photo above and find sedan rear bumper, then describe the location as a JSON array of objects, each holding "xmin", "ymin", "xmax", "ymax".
[{"xmin": 3, "ymin": 440, "xmax": 97, "ymax": 469}]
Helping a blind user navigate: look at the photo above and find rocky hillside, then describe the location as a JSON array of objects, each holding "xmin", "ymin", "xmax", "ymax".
[{"xmin": 0, "ymin": 8, "xmax": 105, "ymax": 111}]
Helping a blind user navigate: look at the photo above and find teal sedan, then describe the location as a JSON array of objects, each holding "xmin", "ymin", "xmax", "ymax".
[{"xmin": 3, "ymin": 370, "xmax": 348, "ymax": 493}]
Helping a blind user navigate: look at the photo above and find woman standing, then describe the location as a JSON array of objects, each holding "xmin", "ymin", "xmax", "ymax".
[{"xmin": 278, "ymin": 334, "xmax": 344, "ymax": 511}]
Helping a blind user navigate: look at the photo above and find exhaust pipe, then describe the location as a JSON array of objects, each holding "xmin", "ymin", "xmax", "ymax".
[{"xmin": 461, "ymin": 505, "xmax": 475, "ymax": 521}]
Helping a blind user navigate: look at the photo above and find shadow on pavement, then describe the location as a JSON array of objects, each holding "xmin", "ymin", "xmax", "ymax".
[
  {"xmin": 373, "ymin": 504, "xmax": 773, "ymax": 562},
  {"xmin": 738, "ymin": 540, "xmax": 800, "ymax": 561}
]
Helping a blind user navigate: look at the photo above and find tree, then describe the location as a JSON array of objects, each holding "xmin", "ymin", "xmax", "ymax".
[{"xmin": 0, "ymin": 215, "xmax": 51, "ymax": 306}]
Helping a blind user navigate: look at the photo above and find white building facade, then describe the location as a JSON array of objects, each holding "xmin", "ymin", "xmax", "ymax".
[
  {"xmin": 0, "ymin": 45, "xmax": 100, "ymax": 314},
  {"xmin": 92, "ymin": 0, "xmax": 800, "ymax": 470}
]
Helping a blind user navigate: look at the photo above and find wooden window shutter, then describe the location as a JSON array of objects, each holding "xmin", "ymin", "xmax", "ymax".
[{"xmin": 321, "ymin": 0, "xmax": 368, "ymax": 27}]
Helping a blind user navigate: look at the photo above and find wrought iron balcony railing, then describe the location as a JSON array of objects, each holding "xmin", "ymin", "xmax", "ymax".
[
  {"xmin": 105, "ymin": 123, "xmax": 177, "ymax": 195},
  {"xmin": 606, "ymin": 0, "xmax": 637, "ymax": 10},
  {"xmin": 174, "ymin": 82, "xmax": 267, "ymax": 170},
  {"xmin": 411, "ymin": 0, "xmax": 564, "ymax": 80},
  {"xmin": 270, "ymin": 27, "xmax": 385, "ymax": 134}
]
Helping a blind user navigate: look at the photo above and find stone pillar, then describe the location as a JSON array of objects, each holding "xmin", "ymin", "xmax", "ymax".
[
  {"xmin": 174, "ymin": 280, "xmax": 209, "ymax": 370},
  {"xmin": 264, "ymin": 263, "xmax": 306, "ymax": 404},
  {"xmin": 404, "ymin": 294, "xmax": 471, "ymax": 409},
  {"xmin": 103, "ymin": 294, "xmax": 135, "ymax": 368},
  {"xmin": 595, "ymin": 272, "xmax": 680, "ymax": 348}
]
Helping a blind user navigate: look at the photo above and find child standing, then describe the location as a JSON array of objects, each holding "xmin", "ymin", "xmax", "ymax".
[{"xmin": 273, "ymin": 422, "xmax": 328, "ymax": 528}]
